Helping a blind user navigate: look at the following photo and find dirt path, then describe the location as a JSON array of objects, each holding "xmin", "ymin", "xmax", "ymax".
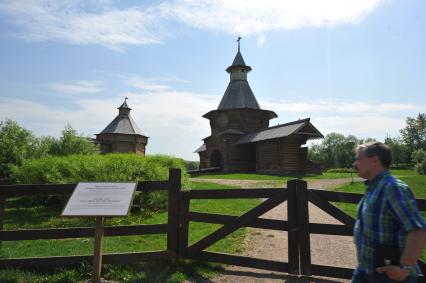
[{"xmin": 188, "ymin": 178, "xmax": 359, "ymax": 283}]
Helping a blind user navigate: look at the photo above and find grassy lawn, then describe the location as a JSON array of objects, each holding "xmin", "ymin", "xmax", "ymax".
[
  {"xmin": 0, "ymin": 181, "xmax": 259, "ymax": 282},
  {"xmin": 331, "ymin": 169, "xmax": 426, "ymax": 262}
]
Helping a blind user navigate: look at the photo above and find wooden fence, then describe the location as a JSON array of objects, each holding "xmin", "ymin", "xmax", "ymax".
[
  {"xmin": 0, "ymin": 168, "xmax": 181, "ymax": 267},
  {"xmin": 1, "ymin": 168, "xmax": 426, "ymax": 280}
]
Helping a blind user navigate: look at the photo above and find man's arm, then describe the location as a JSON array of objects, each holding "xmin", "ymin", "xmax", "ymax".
[
  {"xmin": 400, "ymin": 229, "xmax": 426, "ymax": 265},
  {"xmin": 377, "ymin": 229, "xmax": 426, "ymax": 281}
]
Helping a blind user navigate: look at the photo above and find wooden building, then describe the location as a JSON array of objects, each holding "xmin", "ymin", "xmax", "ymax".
[
  {"xmin": 95, "ymin": 99, "xmax": 148, "ymax": 155},
  {"xmin": 195, "ymin": 44, "xmax": 323, "ymax": 174}
]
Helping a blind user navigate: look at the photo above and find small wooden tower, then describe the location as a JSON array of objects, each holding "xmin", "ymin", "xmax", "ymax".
[{"xmin": 95, "ymin": 98, "xmax": 148, "ymax": 155}]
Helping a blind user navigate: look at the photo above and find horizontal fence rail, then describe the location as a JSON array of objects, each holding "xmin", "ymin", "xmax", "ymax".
[
  {"xmin": 0, "ymin": 251, "xmax": 171, "ymax": 268},
  {"xmin": 0, "ymin": 224, "xmax": 168, "ymax": 241},
  {"xmin": 0, "ymin": 180, "xmax": 171, "ymax": 196},
  {"xmin": 187, "ymin": 188, "xmax": 284, "ymax": 199},
  {"xmin": 189, "ymin": 212, "xmax": 289, "ymax": 231}
]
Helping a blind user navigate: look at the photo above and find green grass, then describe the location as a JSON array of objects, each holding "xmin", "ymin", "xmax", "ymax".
[
  {"xmin": 0, "ymin": 181, "xmax": 258, "ymax": 282},
  {"xmin": 331, "ymin": 169, "xmax": 426, "ymax": 262}
]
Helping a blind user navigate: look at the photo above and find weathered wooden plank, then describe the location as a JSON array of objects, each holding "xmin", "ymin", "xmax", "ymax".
[
  {"xmin": 195, "ymin": 251, "xmax": 288, "ymax": 273},
  {"xmin": 287, "ymin": 180, "xmax": 299, "ymax": 275},
  {"xmin": 0, "ymin": 184, "xmax": 76, "ymax": 196},
  {"xmin": 416, "ymin": 199, "xmax": 426, "ymax": 211},
  {"xmin": 0, "ymin": 194, "xmax": 5, "ymax": 250},
  {"xmin": 309, "ymin": 223, "xmax": 353, "ymax": 236},
  {"xmin": 0, "ymin": 180, "xmax": 171, "ymax": 196},
  {"xmin": 187, "ymin": 190, "xmax": 287, "ymax": 256},
  {"xmin": 310, "ymin": 264, "xmax": 354, "ymax": 279},
  {"xmin": 296, "ymin": 180, "xmax": 311, "ymax": 276},
  {"xmin": 308, "ymin": 190, "xmax": 356, "ymax": 227},
  {"xmin": 0, "ymin": 224, "xmax": 168, "ymax": 241},
  {"xmin": 138, "ymin": 181, "xmax": 170, "ymax": 191},
  {"xmin": 188, "ymin": 188, "xmax": 284, "ymax": 199},
  {"xmin": 189, "ymin": 212, "xmax": 288, "ymax": 231},
  {"xmin": 0, "ymin": 251, "xmax": 170, "ymax": 267},
  {"xmin": 167, "ymin": 168, "xmax": 181, "ymax": 258},
  {"xmin": 178, "ymin": 191, "xmax": 190, "ymax": 258},
  {"xmin": 309, "ymin": 189, "xmax": 362, "ymax": 204}
]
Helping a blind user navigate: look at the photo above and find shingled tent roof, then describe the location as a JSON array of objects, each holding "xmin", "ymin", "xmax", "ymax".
[
  {"xmin": 237, "ymin": 118, "xmax": 323, "ymax": 144},
  {"xmin": 98, "ymin": 99, "xmax": 146, "ymax": 136},
  {"xmin": 218, "ymin": 49, "xmax": 260, "ymax": 110}
]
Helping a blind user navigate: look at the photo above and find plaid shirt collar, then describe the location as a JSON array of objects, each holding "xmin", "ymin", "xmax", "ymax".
[{"xmin": 364, "ymin": 170, "xmax": 390, "ymax": 191}]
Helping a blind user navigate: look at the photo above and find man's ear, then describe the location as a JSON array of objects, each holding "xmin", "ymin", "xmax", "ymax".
[{"xmin": 372, "ymin": 155, "xmax": 380, "ymax": 165}]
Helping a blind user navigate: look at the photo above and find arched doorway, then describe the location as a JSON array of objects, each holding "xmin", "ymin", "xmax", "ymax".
[{"xmin": 210, "ymin": 149, "xmax": 222, "ymax": 168}]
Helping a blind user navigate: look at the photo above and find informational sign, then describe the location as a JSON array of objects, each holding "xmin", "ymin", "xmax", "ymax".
[{"xmin": 61, "ymin": 182, "xmax": 137, "ymax": 217}]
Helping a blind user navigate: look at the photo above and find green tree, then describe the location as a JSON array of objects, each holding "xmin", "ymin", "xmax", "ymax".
[
  {"xmin": 384, "ymin": 136, "xmax": 410, "ymax": 167},
  {"xmin": 48, "ymin": 124, "xmax": 98, "ymax": 156},
  {"xmin": 0, "ymin": 119, "xmax": 40, "ymax": 178},
  {"xmin": 400, "ymin": 113, "xmax": 426, "ymax": 158},
  {"xmin": 308, "ymin": 133, "xmax": 360, "ymax": 169}
]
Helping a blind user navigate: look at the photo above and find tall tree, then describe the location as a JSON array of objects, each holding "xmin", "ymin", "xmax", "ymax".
[
  {"xmin": 400, "ymin": 113, "xmax": 426, "ymax": 158},
  {"xmin": 308, "ymin": 133, "xmax": 360, "ymax": 169},
  {"xmin": 384, "ymin": 136, "xmax": 410, "ymax": 167},
  {"xmin": 0, "ymin": 119, "xmax": 39, "ymax": 178},
  {"xmin": 48, "ymin": 124, "xmax": 98, "ymax": 156}
]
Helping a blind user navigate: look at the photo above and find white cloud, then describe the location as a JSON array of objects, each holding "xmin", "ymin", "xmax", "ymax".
[
  {"xmin": 262, "ymin": 99, "xmax": 425, "ymax": 141},
  {"xmin": 172, "ymin": 0, "xmax": 384, "ymax": 35},
  {"xmin": 48, "ymin": 80, "xmax": 104, "ymax": 94},
  {"xmin": 262, "ymin": 100, "xmax": 418, "ymax": 115},
  {"xmin": 126, "ymin": 78, "xmax": 172, "ymax": 92},
  {"xmin": 0, "ymin": 0, "xmax": 170, "ymax": 50},
  {"xmin": 256, "ymin": 34, "xmax": 266, "ymax": 47},
  {"xmin": 0, "ymin": 0, "xmax": 385, "ymax": 49}
]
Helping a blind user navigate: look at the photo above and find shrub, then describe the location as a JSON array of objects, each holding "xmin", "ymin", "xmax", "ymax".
[
  {"xmin": 11, "ymin": 154, "xmax": 189, "ymax": 213},
  {"xmin": 389, "ymin": 163, "xmax": 414, "ymax": 170},
  {"xmin": 326, "ymin": 168, "xmax": 356, "ymax": 173},
  {"xmin": 185, "ymin": 160, "xmax": 199, "ymax": 171},
  {"xmin": 412, "ymin": 149, "xmax": 426, "ymax": 175}
]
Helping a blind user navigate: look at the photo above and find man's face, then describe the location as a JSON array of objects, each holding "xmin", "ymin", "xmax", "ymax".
[{"xmin": 353, "ymin": 149, "xmax": 375, "ymax": 180}]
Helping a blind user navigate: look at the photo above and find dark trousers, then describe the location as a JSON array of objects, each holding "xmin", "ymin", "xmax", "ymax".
[{"xmin": 351, "ymin": 268, "xmax": 417, "ymax": 283}]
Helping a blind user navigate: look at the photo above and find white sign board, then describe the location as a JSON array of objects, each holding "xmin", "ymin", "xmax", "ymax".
[{"xmin": 62, "ymin": 182, "xmax": 137, "ymax": 217}]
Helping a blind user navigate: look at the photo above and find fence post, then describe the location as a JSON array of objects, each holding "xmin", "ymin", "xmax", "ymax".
[
  {"xmin": 178, "ymin": 191, "xmax": 190, "ymax": 258},
  {"xmin": 167, "ymin": 168, "xmax": 181, "ymax": 258},
  {"xmin": 0, "ymin": 194, "xmax": 5, "ymax": 252},
  {"xmin": 287, "ymin": 180, "xmax": 300, "ymax": 275},
  {"xmin": 296, "ymin": 180, "xmax": 311, "ymax": 276}
]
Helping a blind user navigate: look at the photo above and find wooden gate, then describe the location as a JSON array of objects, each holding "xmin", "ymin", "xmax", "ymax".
[
  {"xmin": 176, "ymin": 180, "xmax": 320, "ymax": 276},
  {"xmin": 177, "ymin": 178, "xmax": 426, "ymax": 279}
]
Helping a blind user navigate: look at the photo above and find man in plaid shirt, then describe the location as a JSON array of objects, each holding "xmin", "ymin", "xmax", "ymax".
[{"xmin": 352, "ymin": 142, "xmax": 426, "ymax": 282}]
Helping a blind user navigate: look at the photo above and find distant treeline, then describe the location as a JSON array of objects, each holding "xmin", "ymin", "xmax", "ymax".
[{"xmin": 308, "ymin": 113, "xmax": 426, "ymax": 172}]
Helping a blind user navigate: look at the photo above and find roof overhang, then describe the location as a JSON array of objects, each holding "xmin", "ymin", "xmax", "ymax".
[{"xmin": 202, "ymin": 108, "xmax": 277, "ymax": 120}]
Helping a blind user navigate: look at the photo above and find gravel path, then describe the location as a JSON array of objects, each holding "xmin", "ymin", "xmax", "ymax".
[{"xmin": 188, "ymin": 178, "xmax": 360, "ymax": 283}]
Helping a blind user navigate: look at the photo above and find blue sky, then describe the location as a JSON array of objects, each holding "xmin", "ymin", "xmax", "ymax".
[{"xmin": 0, "ymin": 0, "xmax": 425, "ymax": 160}]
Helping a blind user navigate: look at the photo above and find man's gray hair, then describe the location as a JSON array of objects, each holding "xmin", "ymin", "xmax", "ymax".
[{"xmin": 356, "ymin": 141, "xmax": 392, "ymax": 169}]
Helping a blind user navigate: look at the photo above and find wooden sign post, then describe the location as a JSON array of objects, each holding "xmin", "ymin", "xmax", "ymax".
[
  {"xmin": 62, "ymin": 182, "xmax": 137, "ymax": 283},
  {"xmin": 93, "ymin": 217, "xmax": 104, "ymax": 283}
]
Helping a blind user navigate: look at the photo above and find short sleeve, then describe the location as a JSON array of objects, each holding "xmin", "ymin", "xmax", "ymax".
[{"xmin": 385, "ymin": 181, "xmax": 426, "ymax": 233}]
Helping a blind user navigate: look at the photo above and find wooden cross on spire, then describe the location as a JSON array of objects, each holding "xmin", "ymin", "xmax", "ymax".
[{"xmin": 237, "ymin": 36, "xmax": 242, "ymax": 52}]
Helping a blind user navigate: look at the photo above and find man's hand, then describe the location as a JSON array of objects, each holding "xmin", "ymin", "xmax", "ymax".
[{"xmin": 376, "ymin": 265, "xmax": 408, "ymax": 282}]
